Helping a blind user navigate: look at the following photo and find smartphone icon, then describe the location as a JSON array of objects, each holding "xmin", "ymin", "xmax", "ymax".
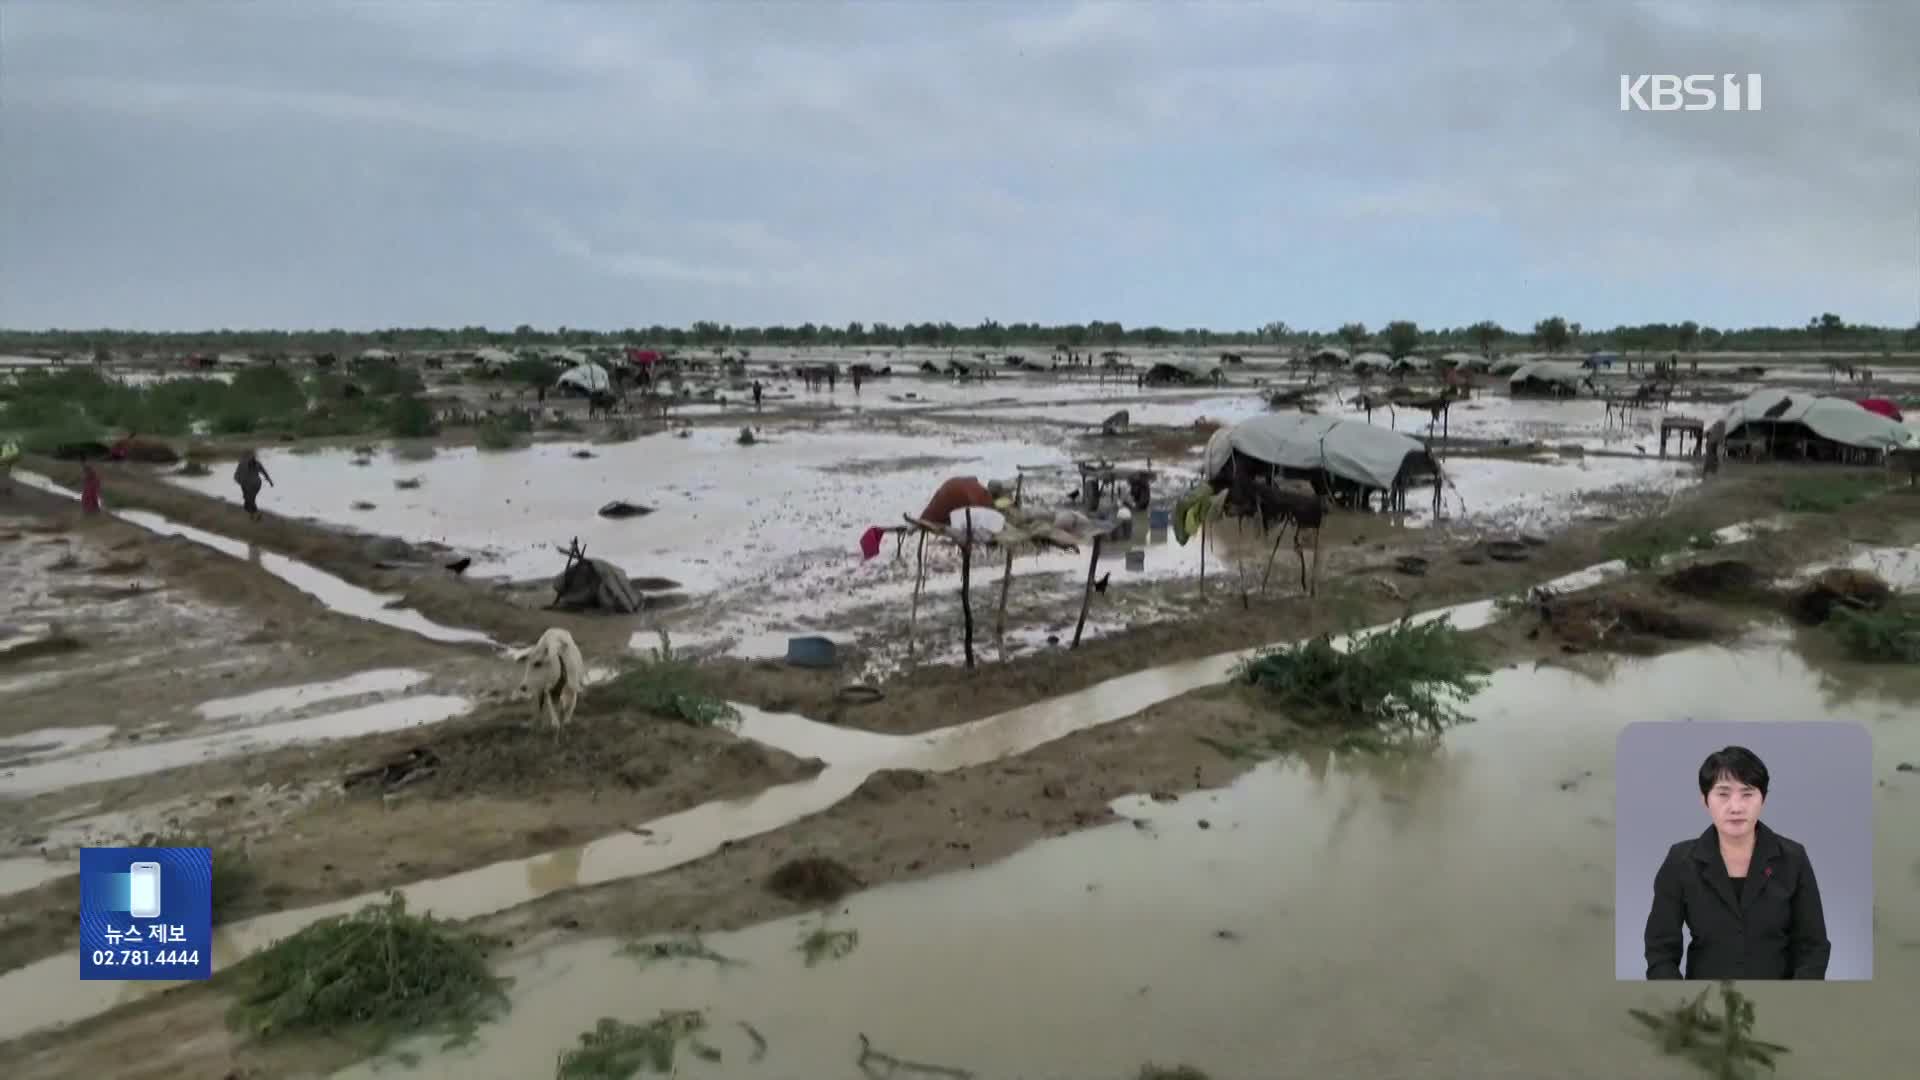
[{"xmin": 128, "ymin": 862, "xmax": 162, "ymax": 919}]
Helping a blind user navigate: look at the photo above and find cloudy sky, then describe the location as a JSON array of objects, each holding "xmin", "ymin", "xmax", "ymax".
[{"xmin": 2, "ymin": 1, "xmax": 1914, "ymax": 333}]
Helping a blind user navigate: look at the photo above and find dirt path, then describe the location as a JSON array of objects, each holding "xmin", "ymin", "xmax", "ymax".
[{"xmin": 6, "ymin": 479, "xmax": 1910, "ymax": 1079}]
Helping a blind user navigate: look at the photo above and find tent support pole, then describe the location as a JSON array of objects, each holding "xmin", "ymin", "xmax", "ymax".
[
  {"xmin": 1072, "ymin": 536, "xmax": 1104, "ymax": 648},
  {"xmin": 908, "ymin": 531, "xmax": 927, "ymax": 659},
  {"xmin": 960, "ymin": 523, "xmax": 975, "ymax": 669}
]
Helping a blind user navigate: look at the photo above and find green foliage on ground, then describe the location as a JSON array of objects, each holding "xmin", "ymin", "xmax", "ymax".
[
  {"xmin": 1234, "ymin": 616, "xmax": 1490, "ymax": 737},
  {"xmin": 224, "ymin": 893, "xmax": 509, "ymax": 1054},
  {"xmin": 554, "ymin": 1012, "xmax": 722, "ymax": 1079},
  {"xmin": 1627, "ymin": 980, "xmax": 1790, "ymax": 1079},
  {"xmin": 1825, "ymin": 601, "xmax": 1920, "ymax": 661},
  {"xmin": 591, "ymin": 632, "xmax": 740, "ymax": 727},
  {"xmin": 1779, "ymin": 474, "xmax": 1879, "ymax": 514}
]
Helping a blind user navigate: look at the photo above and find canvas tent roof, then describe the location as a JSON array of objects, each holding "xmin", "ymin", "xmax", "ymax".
[
  {"xmin": 474, "ymin": 347, "xmax": 516, "ymax": 367},
  {"xmin": 1149, "ymin": 357, "xmax": 1223, "ymax": 380},
  {"xmin": 1722, "ymin": 389, "xmax": 1917, "ymax": 451},
  {"xmin": 1309, "ymin": 346, "xmax": 1350, "ymax": 362},
  {"xmin": 1389, "ymin": 355, "xmax": 1430, "ymax": 371},
  {"xmin": 1440, "ymin": 352, "xmax": 1479, "ymax": 365},
  {"xmin": 1351, "ymin": 351, "xmax": 1392, "ymax": 370},
  {"xmin": 358, "ymin": 348, "xmax": 396, "ymax": 360},
  {"xmin": 1204, "ymin": 412, "xmax": 1434, "ymax": 492},
  {"xmin": 1508, "ymin": 360, "xmax": 1587, "ymax": 389},
  {"xmin": 556, "ymin": 362, "xmax": 611, "ymax": 394}
]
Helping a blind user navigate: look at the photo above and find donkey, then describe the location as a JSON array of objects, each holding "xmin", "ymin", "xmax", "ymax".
[{"xmin": 1228, "ymin": 469, "xmax": 1327, "ymax": 596}]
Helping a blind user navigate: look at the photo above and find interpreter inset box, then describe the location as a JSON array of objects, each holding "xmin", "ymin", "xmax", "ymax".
[
  {"xmin": 79, "ymin": 846, "xmax": 214, "ymax": 981},
  {"xmin": 1613, "ymin": 721, "xmax": 1872, "ymax": 981}
]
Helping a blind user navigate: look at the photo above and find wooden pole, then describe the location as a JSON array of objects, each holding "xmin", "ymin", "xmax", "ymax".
[
  {"xmin": 994, "ymin": 548, "xmax": 1014, "ymax": 639},
  {"xmin": 1198, "ymin": 520, "xmax": 1206, "ymax": 594},
  {"xmin": 908, "ymin": 530, "xmax": 927, "ymax": 655},
  {"xmin": 960, "ymin": 519, "xmax": 975, "ymax": 669},
  {"xmin": 1071, "ymin": 535, "xmax": 1104, "ymax": 648}
]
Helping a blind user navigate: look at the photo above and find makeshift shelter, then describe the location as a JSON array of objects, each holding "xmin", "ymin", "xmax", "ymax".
[
  {"xmin": 1857, "ymin": 397, "xmax": 1904, "ymax": 422},
  {"xmin": 473, "ymin": 347, "xmax": 516, "ymax": 368},
  {"xmin": 626, "ymin": 347, "xmax": 662, "ymax": 367},
  {"xmin": 550, "ymin": 540, "xmax": 645, "ymax": 613},
  {"xmin": 1387, "ymin": 355, "xmax": 1430, "ymax": 374},
  {"xmin": 1307, "ymin": 346, "xmax": 1350, "ymax": 366},
  {"xmin": 1584, "ymin": 351, "xmax": 1621, "ymax": 370},
  {"xmin": 357, "ymin": 348, "xmax": 396, "ymax": 363},
  {"xmin": 1508, "ymin": 360, "xmax": 1588, "ymax": 398},
  {"xmin": 555, "ymin": 361, "xmax": 612, "ymax": 396},
  {"xmin": 1204, "ymin": 412, "xmax": 1441, "ymax": 512},
  {"xmin": 1439, "ymin": 352, "xmax": 1479, "ymax": 368},
  {"xmin": 1350, "ymin": 351, "xmax": 1393, "ymax": 373},
  {"xmin": 1487, "ymin": 355, "xmax": 1528, "ymax": 376},
  {"xmin": 1143, "ymin": 357, "xmax": 1224, "ymax": 385},
  {"xmin": 1719, "ymin": 389, "xmax": 1916, "ymax": 464}
]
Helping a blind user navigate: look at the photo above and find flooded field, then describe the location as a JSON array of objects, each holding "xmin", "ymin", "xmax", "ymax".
[
  {"xmin": 2, "ymin": 348, "xmax": 1917, "ymax": 1080},
  {"xmin": 340, "ymin": 632, "xmax": 1920, "ymax": 1080}
]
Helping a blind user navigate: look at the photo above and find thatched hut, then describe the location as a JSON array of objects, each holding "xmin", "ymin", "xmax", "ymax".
[
  {"xmin": 1204, "ymin": 412, "xmax": 1442, "ymax": 513},
  {"xmin": 1143, "ymin": 356, "xmax": 1224, "ymax": 386}
]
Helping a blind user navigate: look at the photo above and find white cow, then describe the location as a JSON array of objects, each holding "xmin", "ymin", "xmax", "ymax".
[{"xmin": 515, "ymin": 627, "xmax": 585, "ymax": 733}]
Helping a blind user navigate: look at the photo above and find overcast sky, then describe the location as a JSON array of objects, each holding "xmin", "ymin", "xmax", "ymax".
[{"xmin": 2, "ymin": 1, "xmax": 1915, "ymax": 333}]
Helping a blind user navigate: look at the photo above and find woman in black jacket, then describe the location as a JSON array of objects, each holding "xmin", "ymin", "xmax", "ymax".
[{"xmin": 1643, "ymin": 746, "xmax": 1831, "ymax": 979}]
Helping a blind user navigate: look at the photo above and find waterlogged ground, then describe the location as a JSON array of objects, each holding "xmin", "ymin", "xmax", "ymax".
[{"xmin": 346, "ymin": 629, "xmax": 1920, "ymax": 1080}]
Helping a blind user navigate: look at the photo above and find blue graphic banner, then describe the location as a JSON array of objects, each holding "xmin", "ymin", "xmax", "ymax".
[{"xmin": 78, "ymin": 847, "xmax": 213, "ymax": 981}]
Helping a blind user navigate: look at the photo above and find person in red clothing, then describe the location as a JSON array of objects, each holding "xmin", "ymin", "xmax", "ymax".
[{"xmin": 80, "ymin": 463, "xmax": 102, "ymax": 513}]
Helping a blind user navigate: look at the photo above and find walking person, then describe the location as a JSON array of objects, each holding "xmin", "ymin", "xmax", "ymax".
[
  {"xmin": 80, "ymin": 462, "xmax": 103, "ymax": 514},
  {"xmin": 234, "ymin": 450, "xmax": 274, "ymax": 520},
  {"xmin": 752, "ymin": 380, "xmax": 764, "ymax": 409}
]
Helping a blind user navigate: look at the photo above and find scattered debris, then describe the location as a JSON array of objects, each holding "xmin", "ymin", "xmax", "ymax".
[
  {"xmin": 739, "ymin": 1021, "xmax": 769, "ymax": 1062},
  {"xmin": 1627, "ymin": 979, "xmax": 1790, "ymax": 1079},
  {"xmin": 225, "ymin": 893, "xmax": 509, "ymax": 1054},
  {"xmin": 798, "ymin": 923, "xmax": 861, "ymax": 967},
  {"xmin": 1661, "ymin": 560, "xmax": 1765, "ymax": 599},
  {"xmin": 618, "ymin": 934, "xmax": 742, "ymax": 970},
  {"xmin": 857, "ymin": 1033, "xmax": 974, "ymax": 1079},
  {"xmin": 767, "ymin": 855, "xmax": 864, "ymax": 905},
  {"xmin": 395, "ymin": 477, "xmax": 422, "ymax": 490},
  {"xmin": 1787, "ymin": 569, "xmax": 1892, "ymax": 625},
  {"xmin": 597, "ymin": 500, "xmax": 654, "ymax": 519},
  {"xmin": 551, "ymin": 539, "xmax": 645, "ymax": 614},
  {"xmin": 737, "ymin": 427, "xmax": 757, "ymax": 446},
  {"xmin": 342, "ymin": 747, "xmax": 440, "ymax": 795},
  {"xmin": 350, "ymin": 500, "xmax": 376, "ymax": 511},
  {"xmin": 1530, "ymin": 586, "xmax": 1731, "ymax": 654},
  {"xmin": 1138, "ymin": 1067, "xmax": 1213, "ymax": 1080},
  {"xmin": 554, "ymin": 1011, "xmax": 720, "ymax": 1079}
]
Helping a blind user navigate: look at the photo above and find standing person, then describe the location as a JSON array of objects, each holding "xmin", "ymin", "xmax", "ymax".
[
  {"xmin": 234, "ymin": 450, "xmax": 274, "ymax": 520},
  {"xmin": 80, "ymin": 462, "xmax": 102, "ymax": 514},
  {"xmin": 1643, "ymin": 746, "xmax": 1830, "ymax": 980},
  {"xmin": 852, "ymin": 368, "xmax": 863, "ymax": 394},
  {"xmin": 827, "ymin": 367, "xmax": 837, "ymax": 392},
  {"xmin": 751, "ymin": 380, "xmax": 764, "ymax": 409}
]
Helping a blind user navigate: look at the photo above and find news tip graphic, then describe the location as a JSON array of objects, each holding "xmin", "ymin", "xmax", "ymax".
[{"xmin": 79, "ymin": 847, "xmax": 213, "ymax": 981}]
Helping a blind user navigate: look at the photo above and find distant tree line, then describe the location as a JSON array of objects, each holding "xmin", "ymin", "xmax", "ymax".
[{"xmin": 3, "ymin": 312, "xmax": 1916, "ymax": 356}]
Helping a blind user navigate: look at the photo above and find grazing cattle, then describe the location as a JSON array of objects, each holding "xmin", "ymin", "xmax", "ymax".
[{"xmin": 515, "ymin": 628, "xmax": 586, "ymax": 733}]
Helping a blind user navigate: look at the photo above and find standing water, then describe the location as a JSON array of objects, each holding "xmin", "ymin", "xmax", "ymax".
[{"xmin": 345, "ymin": 629, "xmax": 1920, "ymax": 1080}]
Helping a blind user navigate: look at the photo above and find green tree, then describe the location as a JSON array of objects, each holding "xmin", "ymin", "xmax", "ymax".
[
  {"xmin": 1384, "ymin": 320, "xmax": 1420, "ymax": 359},
  {"xmin": 1470, "ymin": 320, "xmax": 1505, "ymax": 357},
  {"xmin": 1533, "ymin": 316, "xmax": 1570, "ymax": 354},
  {"xmin": 1337, "ymin": 322, "xmax": 1369, "ymax": 351}
]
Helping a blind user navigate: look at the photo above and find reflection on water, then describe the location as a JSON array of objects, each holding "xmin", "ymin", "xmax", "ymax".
[{"xmin": 341, "ymin": 637, "xmax": 1920, "ymax": 1080}]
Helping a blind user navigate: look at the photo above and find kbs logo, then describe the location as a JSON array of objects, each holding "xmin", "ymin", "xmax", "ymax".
[{"xmin": 1619, "ymin": 74, "xmax": 1763, "ymax": 112}]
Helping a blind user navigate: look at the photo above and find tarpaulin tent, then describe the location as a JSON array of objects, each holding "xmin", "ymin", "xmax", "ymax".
[
  {"xmin": 555, "ymin": 362, "xmax": 611, "ymax": 395},
  {"xmin": 1508, "ymin": 360, "xmax": 1588, "ymax": 396},
  {"xmin": 626, "ymin": 347, "xmax": 662, "ymax": 366},
  {"xmin": 1350, "ymin": 351, "xmax": 1393, "ymax": 373},
  {"xmin": 473, "ymin": 347, "xmax": 516, "ymax": 368},
  {"xmin": 1857, "ymin": 397, "xmax": 1903, "ymax": 423},
  {"xmin": 1144, "ymin": 356, "xmax": 1224, "ymax": 384},
  {"xmin": 1721, "ymin": 389, "xmax": 1915, "ymax": 459},
  {"xmin": 1307, "ymin": 346, "xmax": 1349, "ymax": 365},
  {"xmin": 1204, "ymin": 412, "xmax": 1438, "ymax": 495}
]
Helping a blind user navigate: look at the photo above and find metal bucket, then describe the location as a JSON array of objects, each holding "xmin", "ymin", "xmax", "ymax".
[{"xmin": 785, "ymin": 635, "xmax": 838, "ymax": 668}]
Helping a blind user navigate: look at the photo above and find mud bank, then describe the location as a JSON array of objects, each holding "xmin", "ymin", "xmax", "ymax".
[
  {"xmin": 354, "ymin": 628, "xmax": 1920, "ymax": 1080},
  {"xmin": 0, "ymin": 512, "xmax": 1792, "ymax": 1051}
]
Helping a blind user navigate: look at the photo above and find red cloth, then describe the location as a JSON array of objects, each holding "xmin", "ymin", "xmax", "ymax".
[
  {"xmin": 1858, "ymin": 398, "xmax": 1903, "ymax": 422},
  {"xmin": 917, "ymin": 476, "xmax": 994, "ymax": 526},
  {"xmin": 110, "ymin": 436, "xmax": 131, "ymax": 461},
  {"xmin": 80, "ymin": 466, "xmax": 102, "ymax": 513},
  {"xmin": 859, "ymin": 526, "xmax": 885, "ymax": 561}
]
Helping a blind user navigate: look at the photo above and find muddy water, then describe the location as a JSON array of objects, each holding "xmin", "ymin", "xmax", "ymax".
[
  {"xmin": 193, "ymin": 668, "xmax": 432, "ymax": 722},
  {"xmin": 0, "ymin": 694, "xmax": 472, "ymax": 797},
  {"xmin": 159, "ymin": 428, "xmax": 1074, "ymax": 588},
  {"xmin": 10, "ymin": 472, "xmax": 496, "ymax": 647},
  {"xmin": 0, "ymin": 520, "xmax": 1769, "ymax": 1041},
  {"xmin": 341, "ymin": 635, "xmax": 1920, "ymax": 1080}
]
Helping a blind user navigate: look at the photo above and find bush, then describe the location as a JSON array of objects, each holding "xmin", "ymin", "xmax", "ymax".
[
  {"xmin": 386, "ymin": 394, "xmax": 438, "ymax": 438},
  {"xmin": 1826, "ymin": 603, "xmax": 1920, "ymax": 662},
  {"xmin": 1235, "ymin": 617, "xmax": 1489, "ymax": 737},
  {"xmin": 591, "ymin": 633, "xmax": 739, "ymax": 726},
  {"xmin": 226, "ymin": 893, "xmax": 509, "ymax": 1053}
]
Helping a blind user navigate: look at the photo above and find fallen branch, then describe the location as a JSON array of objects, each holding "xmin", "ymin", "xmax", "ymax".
[{"xmin": 857, "ymin": 1033, "xmax": 975, "ymax": 1079}]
